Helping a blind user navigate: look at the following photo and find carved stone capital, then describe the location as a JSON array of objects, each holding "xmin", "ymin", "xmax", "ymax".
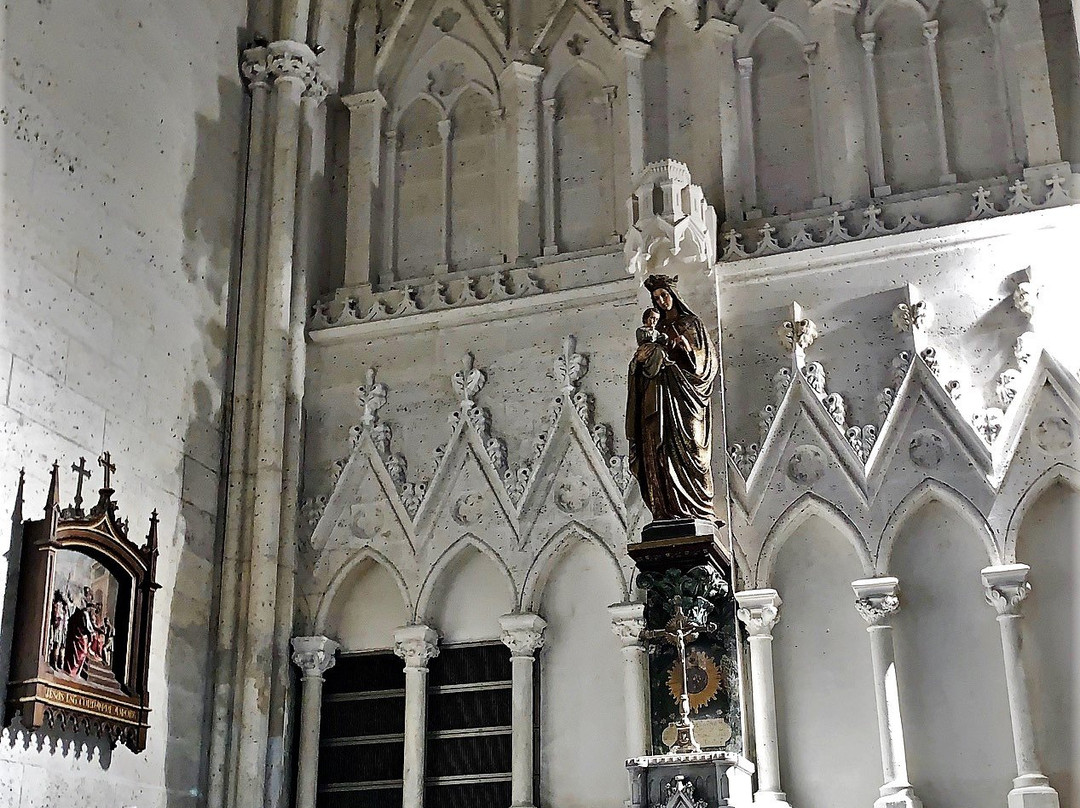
[
  {"xmin": 860, "ymin": 31, "xmax": 877, "ymax": 54},
  {"xmin": 499, "ymin": 612, "xmax": 547, "ymax": 657},
  {"xmin": 735, "ymin": 589, "xmax": 782, "ymax": 637},
  {"xmin": 341, "ymin": 89, "xmax": 387, "ymax": 114},
  {"xmin": 852, "ymin": 577, "xmax": 901, "ymax": 626},
  {"xmin": 608, "ymin": 602, "xmax": 647, "ymax": 647},
  {"xmin": 291, "ymin": 635, "xmax": 339, "ymax": 678},
  {"xmin": 982, "ymin": 564, "xmax": 1032, "ymax": 617},
  {"xmin": 240, "ymin": 46, "xmax": 271, "ymax": 88},
  {"xmin": 394, "ymin": 624, "xmax": 440, "ymax": 668},
  {"xmin": 736, "ymin": 56, "xmax": 754, "ymax": 78},
  {"xmin": 922, "ymin": 20, "xmax": 939, "ymax": 43}
]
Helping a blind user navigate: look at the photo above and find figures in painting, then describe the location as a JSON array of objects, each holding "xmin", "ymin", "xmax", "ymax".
[
  {"xmin": 625, "ymin": 274, "xmax": 719, "ymax": 522},
  {"xmin": 63, "ymin": 587, "xmax": 97, "ymax": 677},
  {"xmin": 48, "ymin": 590, "xmax": 70, "ymax": 669}
]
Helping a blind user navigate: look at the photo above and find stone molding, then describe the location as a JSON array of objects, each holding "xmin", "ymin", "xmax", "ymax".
[
  {"xmin": 394, "ymin": 624, "xmax": 440, "ymax": 668},
  {"xmin": 982, "ymin": 564, "xmax": 1032, "ymax": 617},
  {"xmin": 290, "ymin": 635, "xmax": 339, "ymax": 678},
  {"xmin": 852, "ymin": 577, "xmax": 901, "ymax": 626},
  {"xmin": 499, "ymin": 612, "xmax": 547, "ymax": 657},
  {"xmin": 735, "ymin": 590, "xmax": 782, "ymax": 637}
]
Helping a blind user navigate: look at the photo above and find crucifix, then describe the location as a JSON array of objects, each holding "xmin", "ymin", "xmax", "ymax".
[
  {"xmin": 98, "ymin": 451, "xmax": 116, "ymax": 491},
  {"xmin": 71, "ymin": 456, "xmax": 92, "ymax": 511}
]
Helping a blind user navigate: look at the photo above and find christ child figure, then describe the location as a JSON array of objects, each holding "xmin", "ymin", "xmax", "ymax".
[{"xmin": 633, "ymin": 307, "xmax": 670, "ymax": 378}]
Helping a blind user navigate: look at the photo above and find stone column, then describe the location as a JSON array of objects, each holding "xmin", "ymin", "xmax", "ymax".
[
  {"xmin": 437, "ymin": 117, "xmax": 453, "ymax": 272},
  {"xmin": 735, "ymin": 57, "xmax": 760, "ymax": 218},
  {"xmin": 735, "ymin": 590, "xmax": 790, "ymax": 808},
  {"xmin": 499, "ymin": 62, "xmax": 544, "ymax": 263},
  {"xmin": 859, "ymin": 33, "xmax": 891, "ymax": 197},
  {"xmin": 381, "ymin": 127, "xmax": 398, "ymax": 282},
  {"xmin": 291, "ymin": 636, "xmax": 339, "ymax": 808},
  {"xmin": 499, "ymin": 613, "xmax": 546, "ymax": 808},
  {"xmin": 852, "ymin": 578, "xmax": 922, "ymax": 808},
  {"xmin": 395, "ymin": 625, "xmax": 440, "ymax": 808},
  {"xmin": 341, "ymin": 90, "xmax": 387, "ymax": 289},
  {"xmin": 982, "ymin": 565, "xmax": 1060, "ymax": 808},
  {"xmin": 222, "ymin": 39, "xmax": 320, "ymax": 808},
  {"xmin": 541, "ymin": 97, "xmax": 558, "ymax": 256},
  {"xmin": 608, "ymin": 602, "xmax": 651, "ymax": 758},
  {"xmin": 604, "ymin": 85, "xmax": 621, "ymax": 243},
  {"xmin": 921, "ymin": 21, "xmax": 956, "ymax": 185},
  {"xmin": 802, "ymin": 42, "xmax": 831, "ymax": 208}
]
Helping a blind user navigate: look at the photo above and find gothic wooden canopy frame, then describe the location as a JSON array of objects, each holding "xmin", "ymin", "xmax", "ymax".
[{"xmin": 5, "ymin": 455, "xmax": 160, "ymax": 752}]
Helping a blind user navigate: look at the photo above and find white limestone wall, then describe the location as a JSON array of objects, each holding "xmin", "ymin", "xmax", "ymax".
[{"xmin": 0, "ymin": 0, "xmax": 245, "ymax": 803}]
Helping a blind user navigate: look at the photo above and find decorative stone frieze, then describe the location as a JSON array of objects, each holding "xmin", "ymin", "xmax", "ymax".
[{"xmin": 720, "ymin": 173, "xmax": 1073, "ymax": 262}]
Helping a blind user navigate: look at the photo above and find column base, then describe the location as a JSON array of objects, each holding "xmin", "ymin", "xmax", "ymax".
[
  {"xmin": 875, "ymin": 787, "xmax": 922, "ymax": 808},
  {"xmin": 753, "ymin": 790, "xmax": 792, "ymax": 808},
  {"xmin": 1008, "ymin": 777, "xmax": 1059, "ymax": 808},
  {"xmin": 871, "ymin": 184, "xmax": 893, "ymax": 198}
]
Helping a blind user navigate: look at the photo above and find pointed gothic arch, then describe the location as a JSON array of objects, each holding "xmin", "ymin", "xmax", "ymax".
[
  {"xmin": 876, "ymin": 478, "xmax": 998, "ymax": 573},
  {"xmin": 521, "ymin": 521, "xmax": 629, "ymax": 611},
  {"xmin": 315, "ymin": 545, "xmax": 414, "ymax": 635},
  {"xmin": 755, "ymin": 492, "xmax": 874, "ymax": 587},
  {"xmin": 1003, "ymin": 463, "xmax": 1080, "ymax": 562},
  {"xmin": 414, "ymin": 533, "xmax": 518, "ymax": 622}
]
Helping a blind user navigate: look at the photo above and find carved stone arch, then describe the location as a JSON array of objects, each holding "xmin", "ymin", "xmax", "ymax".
[
  {"xmin": 391, "ymin": 32, "xmax": 502, "ymax": 114},
  {"xmin": 859, "ymin": 0, "xmax": 931, "ymax": 33},
  {"xmin": 315, "ymin": 545, "xmax": 415, "ymax": 634},
  {"xmin": 542, "ymin": 54, "xmax": 613, "ymax": 104},
  {"xmin": 1003, "ymin": 463, "xmax": 1080, "ymax": 562},
  {"xmin": 520, "ymin": 521, "xmax": 630, "ymax": 612},
  {"xmin": 414, "ymin": 533, "xmax": 518, "ymax": 622},
  {"xmin": 755, "ymin": 492, "xmax": 874, "ymax": 587},
  {"xmin": 877, "ymin": 478, "xmax": 998, "ymax": 574},
  {"xmin": 391, "ymin": 91, "xmax": 448, "ymax": 128},
  {"xmin": 735, "ymin": 13, "xmax": 808, "ymax": 59}
]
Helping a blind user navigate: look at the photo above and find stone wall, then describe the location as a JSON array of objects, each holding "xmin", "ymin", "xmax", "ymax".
[{"xmin": 0, "ymin": 0, "xmax": 245, "ymax": 803}]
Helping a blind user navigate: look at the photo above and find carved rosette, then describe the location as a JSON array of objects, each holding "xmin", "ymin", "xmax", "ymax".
[
  {"xmin": 499, "ymin": 613, "xmax": 547, "ymax": 658},
  {"xmin": 735, "ymin": 590, "xmax": 782, "ymax": 638},
  {"xmin": 981, "ymin": 564, "xmax": 1032, "ymax": 617},
  {"xmin": 608, "ymin": 602, "xmax": 647, "ymax": 648},
  {"xmin": 291, "ymin": 635, "xmax": 340, "ymax": 679},
  {"xmin": 394, "ymin": 625, "xmax": 440, "ymax": 669}
]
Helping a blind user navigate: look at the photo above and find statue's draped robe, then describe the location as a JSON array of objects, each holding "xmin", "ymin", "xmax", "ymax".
[{"xmin": 626, "ymin": 307, "xmax": 718, "ymax": 521}]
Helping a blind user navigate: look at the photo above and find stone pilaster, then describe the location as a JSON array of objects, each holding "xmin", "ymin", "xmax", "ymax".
[
  {"xmin": 291, "ymin": 636, "xmax": 339, "ymax": 808},
  {"xmin": 982, "ymin": 565, "xmax": 1060, "ymax": 808},
  {"xmin": 395, "ymin": 625, "xmax": 440, "ymax": 808},
  {"xmin": 852, "ymin": 578, "xmax": 922, "ymax": 808},
  {"xmin": 500, "ymin": 613, "xmax": 547, "ymax": 808},
  {"xmin": 735, "ymin": 57, "xmax": 759, "ymax": 218},
  {"xmin": 921, "ymin": 22, "xmax": 956, "ymax": 185},
  {"xmin": 609, "ymin": 602, "xmax": 651, "ymax": 758},
  {"xmin": 858, "ymin": 32, "xmax": 891, "ymax": 197},
  {"xmin": 735, "ymin": 590, "xmax": 791, "ymax": 808},
  {"xmin": 499, "ymin": 62, "xmax": 544, "ymax": 263},
  {"xmin": 341, "ymin": 90, "xmax": 387, "ymax": 288}
]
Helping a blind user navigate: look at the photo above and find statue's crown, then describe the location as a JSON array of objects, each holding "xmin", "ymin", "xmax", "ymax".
[{"xmin": 643, "ymin": 274, "xmax": 679, "ymax": 292}]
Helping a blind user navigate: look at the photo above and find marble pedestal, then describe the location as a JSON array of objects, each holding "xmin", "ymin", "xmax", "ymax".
[{"xmin": 628, "ymin": 751, "xmax": 755, "ymax": 808}]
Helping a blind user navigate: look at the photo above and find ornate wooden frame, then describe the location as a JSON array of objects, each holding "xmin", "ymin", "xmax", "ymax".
[{"xmin": 5, "ymin": 456, "xmax": 160, "ymax": 752}]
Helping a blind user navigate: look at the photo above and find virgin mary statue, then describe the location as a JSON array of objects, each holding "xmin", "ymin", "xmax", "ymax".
[{"xmin": 625, "ymin": 274, "xmax": 718, "ymax": 522}]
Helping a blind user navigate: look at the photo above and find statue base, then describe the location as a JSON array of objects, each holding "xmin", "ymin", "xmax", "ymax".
[
  {"xmin": 629, "ymin": 519, "xmax": 731, "ymax": 577},
  {"xmin": 627, "ymin": 751, "xmax": 755, "ymax": 808}
]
